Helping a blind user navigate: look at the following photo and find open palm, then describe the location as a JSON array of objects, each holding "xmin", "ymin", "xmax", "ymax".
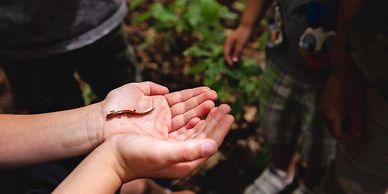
[
  {"xmin": 101, "ymin": 82, "xmax": 217, "ymax": 139},
  {"xmin": 112, "ymin": 104, "xmax": 234, "ymax": 182}
]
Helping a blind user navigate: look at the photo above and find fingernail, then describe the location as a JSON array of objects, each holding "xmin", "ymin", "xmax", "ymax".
[
  {"xmin": 232, "ymin": 57, "xmax": 238, "ymax": 62},
  {"xmin": 201, "ymin": 141, "xmax": 217, "ymax": 156}
]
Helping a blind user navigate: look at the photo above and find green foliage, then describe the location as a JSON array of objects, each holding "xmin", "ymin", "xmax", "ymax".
[
  {"xmin": 81, "ymin": 82, "xmax": 97, "ymax": 105},
  {"xmin": 135, "ymin": 0, "xmax": 264, "ymax": 122},
  {"xmin": 127, "ymin": 0, "xmax": 145, "ymax": 11}
]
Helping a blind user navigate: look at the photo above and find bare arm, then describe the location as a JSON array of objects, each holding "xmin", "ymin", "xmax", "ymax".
[
  {"xmin": 330, "ymin": 0, "xmax": 365, "ymax": 75},
  {"xmin": 322, "ymin": 0, "xmax": 366, "ymax": 138},
  {"xmin": 0, "ymin": 103, "xmax": 104, "ymax": 168},
  {"xmin": 54, "ymin": 105, "xmax": 234, "ymax": 194},
  {"xmin": 240, "ymin": 0, "xmax": 273, "ymax": 29},
  {"xmin": 0, "ymin": 82, "xmax": 217, "ymax": 169},
  {"xmin": 224, "ymin": 0, "xmax": 273, "ymax": 65}
]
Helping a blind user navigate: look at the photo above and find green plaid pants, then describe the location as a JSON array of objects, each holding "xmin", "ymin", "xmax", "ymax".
[{"xmin": 259, "ymin": 61, "xmax": 336, "ymax": 167}]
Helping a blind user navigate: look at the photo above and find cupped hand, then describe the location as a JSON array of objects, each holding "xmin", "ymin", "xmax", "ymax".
[
  {"xmin": 100, "ymin": 81, "xmax": 217, "ymax": 140},
  {"xmin": 224, "ymin": 26, "xmax": 252, "ymax": 65},
  {"xmin": 111, "ymin": 104, "xmax": 234, "ymax": 182}
]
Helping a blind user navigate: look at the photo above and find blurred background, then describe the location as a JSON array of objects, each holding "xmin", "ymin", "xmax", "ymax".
[{"xmin": 0, "ymin": 1, "xmax": 272, "ymax": 193}]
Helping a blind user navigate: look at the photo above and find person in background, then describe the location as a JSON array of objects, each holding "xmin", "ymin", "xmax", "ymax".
[
  {"xmin": 0, "ymin": 0, "xmax": 139, "ymax": 113},
  {"xmin": 0, "ymin": 0, "xmax": 141, "ymax": 192},
  {"xmin": 0, "ymin": 81, "xmax": 234, "ymax": 193},
  {"xmin": 314, "ymin": 0, "xmax": 388, "ymax": 193},
  {"xmin": 224, "ymin": 0, "xmax": 337, "ymax": 193}
]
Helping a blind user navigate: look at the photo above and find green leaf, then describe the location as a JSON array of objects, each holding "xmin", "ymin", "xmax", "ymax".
[
  {"xmin": 221, "ymin": 9, "xmax": 238, "ymax": 20},
  {"xmin": 186, "ymin": 3, "xmax": 202, "ymax": 27},
  {"xmin": 199, "ymin": 0, "xmax": 221, "ymax": 24},
  {"xmin": 189, "ymin": 62, "xmax": 208, "ymax": 75},
  {"xmin": 184, "ymin": 46, "xmax": 212, "ymax": 57},
  {"xmin": 258, "ymin": 31, "xmax": 269, "ymax": 50},
  {"xmin": 205, "ymin": 59, "xmax": 223, "ymax": 80},
  {"xmin": 211, "ymin": 45, "xmax": 224, "ymax": 57},
  {"xmin": 151, "ymin": 3, "xmax": 178, "ymax": 24},
  {"xmin": 128, "ymin": 0, "xmax": 144, "ymax": 11},
  {"xmin": 217, "ymin": 87, "xmax": 232, "ymax": 102},
  {"xmin": 231, "ymin": 96, "xmax": 244, "ymax": 120},
  {"xmin": 134, "ymin": 11, "xmax": 153, "ymax": 23}
]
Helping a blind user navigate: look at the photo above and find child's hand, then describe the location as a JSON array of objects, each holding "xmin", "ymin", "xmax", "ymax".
[
  {"xmin": 111, "ymin": 104, "xmax": 234, "ymax": 182},
  {"xmin": 224, "ymin": 26, "xmax": 253, "ymax": 65},
  {"xmin": 98, "ymin": 82, "xmax": 218, "ymax": 141}
]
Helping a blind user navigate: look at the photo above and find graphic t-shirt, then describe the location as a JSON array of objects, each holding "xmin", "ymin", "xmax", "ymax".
[{"xmin": 265, "ymin": 0, "xmax": 338, "ymax": 86}]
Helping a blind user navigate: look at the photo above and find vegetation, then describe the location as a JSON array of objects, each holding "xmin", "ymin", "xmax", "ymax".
[
  {"xmin": 128, "ymin": 0, "xmax": 265, "ymax": 122},
  {"xmin": 124, "ymin": 0, "xmax": 271, "ymax": 193}
]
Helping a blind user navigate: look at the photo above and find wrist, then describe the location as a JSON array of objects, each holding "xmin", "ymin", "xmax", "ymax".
[
  {"xmin": 237, "ymin": 23, "xmax": 254, "ymax": 32},
  {"xmin": 106, "ymin": 135, "xmax": 138, "ymax": 183},
  {"xmin": 85, "ymin": 102, "xmax": 106, "ymax": 147},
  {"xmin": 54, "ymin": 138, "xmax": 126, "ymax": 193}
]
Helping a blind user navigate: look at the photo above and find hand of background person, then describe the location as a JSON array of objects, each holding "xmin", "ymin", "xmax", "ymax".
[
  {"xmin": 100, "ymin": 81, "xmax": 217, "ymax": 140},
  {"xmin": 55, "ymin": 104, "xmax": 234, "ymax": 193},
  {"xmin": 322, "ymin": 50, "xmax": 365, "ymax": 139},
  {"xmin": 224, "ymin": 25, "xmax": 253, "ymax": 65}
]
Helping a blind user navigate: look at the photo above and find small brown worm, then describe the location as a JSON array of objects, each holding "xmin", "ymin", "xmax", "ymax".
[{"xmin": 106, "ymin": 107, "xmax": 155, "ymax": 120}]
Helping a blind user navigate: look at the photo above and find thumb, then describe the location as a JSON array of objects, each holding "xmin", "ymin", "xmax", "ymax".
[
  {"xmin": 157, "ymin": 139, "xmax": 217, "ymax": 164},
  {"xmin": 132, "ymin": 81, "xmax": 169, "ymax": 96}
]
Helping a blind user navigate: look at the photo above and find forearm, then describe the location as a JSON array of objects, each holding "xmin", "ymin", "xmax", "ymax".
[
  {"xmin": 53, "ymin": 140, "xmax": 128, "ymax": 194},
  {"xmin": 0, "ymin": 102, "xmax": 104, "ymax": 169},
  {"xmin": 331, "ymin": 0, "xmax": 365, "ymax": 76},
  {"xmin": 239, "ymin": 0, "xmax": 273, "ymax": 28}
]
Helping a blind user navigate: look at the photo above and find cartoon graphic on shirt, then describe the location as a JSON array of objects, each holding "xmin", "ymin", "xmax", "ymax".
[
  {"xmin": 299, "ymin": 26, "xmax": 335, "ymax": 71},
  {"xmin": 267, "ymin": 2, "xmax": 283, "ymax": 48},
  {"xmin": 296, "ymin": 1, "xmax": 337, "ymax": 71}
]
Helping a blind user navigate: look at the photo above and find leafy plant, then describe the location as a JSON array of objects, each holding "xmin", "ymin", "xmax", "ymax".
[{"xmin": 134, "ymin": 0, "xmax": 265, "ymax": 122}]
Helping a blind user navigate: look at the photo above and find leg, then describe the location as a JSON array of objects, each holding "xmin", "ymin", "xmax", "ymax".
[
  {"xmin": 244, "ymin": 62, "xmax": 304, "ymax": 194},
  {"xmin": 261, "ymin": 62, "xmax": 303, "ymax": 175},
  {"xmin": 298, "ymin": 84, "xmax": 336, "ymax": 191}
]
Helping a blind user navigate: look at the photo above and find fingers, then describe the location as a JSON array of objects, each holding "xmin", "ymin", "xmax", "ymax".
[
  {"xmin": 207, "ymin": 114, "xmax": 234, "ymax": 146},
  {"xmin": 171, "ymin": 120, "xmax": 206, "ymax": 141},
  {"xmin": 132, "ymin": 81, "xmax": 169, "ymax": 96},
  {"xmin": 169, "ymin": 118, "xmax": 202, "ymax": 139},
  {"xmin": 232, "ymin": 41, "xmax": 243, "ymax": 64},
  {"xmin": 187, "ymin": 104, "xmax": 234, "ymax": 145},
  {"xmin": 170, "ymin": 90, "xmax": 217, "ymax": 116},
  {"xmin": 350, "ymin": 101, "xmax": 364, "ymax": 138},
  {"xmin": 202, "ymin": 104, "xmax": 232, "ymax": 134},
  {"xmin": 150, "ymin": 139, "xmax": 217, "ymax": 179},
  {"xmin": 170, "ymin": 100, "xmax": 215, "ymax": 132},
  {"xmin": 155, "ymin": 139, "xmax": 217, "ymax": 164},
  {"xmin": 323, "ymin": 109, "xmax": 346, "ymax": 139},
  {"xmin": 165, "ymin": 87, "xmax": 214, "ymax": 106},
  {"xmin": 224, "ymin": 36, "xmax": 235, "ymax": 65}
]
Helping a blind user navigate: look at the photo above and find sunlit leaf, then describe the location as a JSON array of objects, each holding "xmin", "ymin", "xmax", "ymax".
[{"xmin": 184, "ymin": 46, "xmax": 212, "ymax": 57}]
